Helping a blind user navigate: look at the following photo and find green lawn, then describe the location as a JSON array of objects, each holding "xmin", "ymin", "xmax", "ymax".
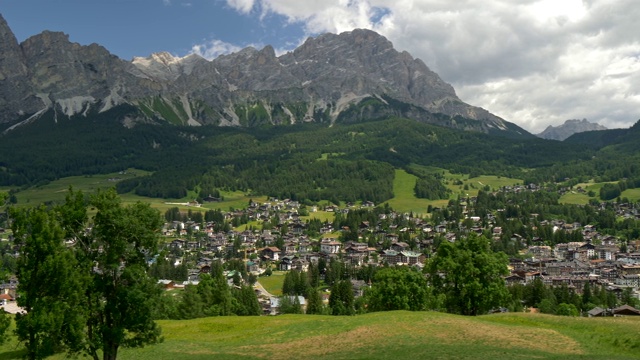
[
  {"xmin": 6, "ymin": 311, "xmax": 638, "ymax": 359},
  {"xmin": 7, "ymin": 169, "xmax": 151, "ymax": 207},
  {"xmin": 560, "ymin": 191, "xmax": 592, "ymax": 205},
  {"xmin": 257, "ymin": 271, "xmax": 286, "ymax": 296},
  {"xmin": 621, "ymin": 188, "xmax": 640, "ymax": 202},
  {"xmin": 383, "ymin": 169, "xmax": 522, "ymax": 215},
  {"xmin": 383, "ymin": 169, "xmax": 437, "ymax": 214},
  {"xmin": 559, "ymin": 180, "xmax": 640, "ymax": 204}
]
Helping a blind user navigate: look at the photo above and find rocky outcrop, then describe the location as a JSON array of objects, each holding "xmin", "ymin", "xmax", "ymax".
[
  {"xmin": 537, "ymin": 119, "xmax": 607, "ymax": 141},
  {"xmin": 0, "ymin": 15, "xmax": 527, "ymax": 136},
  {"xmin": 0, "ymin": 14, "xmax": 40, "ymax": 122}
]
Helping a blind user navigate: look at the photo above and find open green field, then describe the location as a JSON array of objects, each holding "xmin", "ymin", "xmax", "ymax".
[
  {"xmin": 445, "ymin": 173, "xmax": 522, "ymax": 198},
  {"xmin": 383, "ymin": 169, "xmax": 522, "ymax": 215},
  {"xmin": 257, "ymin": 271, "xmax": 286, "ymax": 296},
  {"xmin": 2, "ymin": 170, "xmax": 270, "ymax": 214},
  {"xmin": 0, "ymin": 167, "xmax": 540, "ymax": 217},
  {"xmin": 4, "ymin": 311, "xmax": 638, "ymax": 359},
  {"xmin": 383, "ymin": 169, "xmax": 441, "ymax": 214},
  {"xmin": 621, "ymin": 188, "xmax": 640, "ymax": 202},
  {"xmin": 559, "ymin": 191, "xmax": 592, "ymax": 205},
  {"xmin": 3, "ymin": 169, "xmax": 151, "ymax": 206}
]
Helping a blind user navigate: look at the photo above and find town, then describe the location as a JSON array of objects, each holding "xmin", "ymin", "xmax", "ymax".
[{"xmin": 34, "ymin": 182, "xmax": 633, "ymax": 317}]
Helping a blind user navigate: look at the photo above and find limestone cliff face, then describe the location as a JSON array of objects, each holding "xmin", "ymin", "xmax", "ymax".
[
  {"xmin": 0, "ymin": 15, "xmax": 526, "ymax": 136},
  {"xmin": 0, "ymin": 14, "xmax": 40, "ymax": 122},
  {"xmin": 537, "ymin": 119, "xmax": 608, "ymax": 141}
]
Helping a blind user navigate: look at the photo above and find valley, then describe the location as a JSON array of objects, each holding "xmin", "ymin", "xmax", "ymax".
[{"xmin": 1, "ymin": 10, "xmax": 640, "ymax": 360}]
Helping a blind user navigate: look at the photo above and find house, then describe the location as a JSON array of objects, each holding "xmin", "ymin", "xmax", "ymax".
[
  {"xmin": 157, "ymin": 279, "xmax": 175, "ymax": 289},
  {"xmin": 579, "ymin": 242, "xmax": 596, "ymax": 258},
  {"xmin": 505, "ymin": 274, "xmax": 526, "ymax": 286},
  {"xmin": 260, "ymin": 247, "xmax": 281, "ymax": 261},
  {"xmin": 246, "ymin": 261, "xmax": 259, "ymax": 274},
  {"xmin": 269, "ymin": 296, "xmax": 307, "ymax": 315},
  {"xmin": 612, "ymin": 305, "xmax": 640, "ymax": 317},
  {"xmin": 382, "ymin": 249, "xmax": 399, "ymax": 264},
  {"xmin": 293, "ymin": 258, "xmax": 309, "ymax": 272},
  {"xmin": 320, "ymin": 239, "xmax": 342, "ymax": 254},
  {"xmin": 587, "ymin": 307, "xmax": 607, "ymax": 317},
  {"xmin": 279, "ymin": 255, "xmax": 295, "ymax": 271},
  {"xmin": 398, "ymin": 251, "xmax": 425, "ymax": 266}
]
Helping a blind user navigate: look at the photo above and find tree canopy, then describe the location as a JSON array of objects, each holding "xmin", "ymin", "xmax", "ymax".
[
  {"xmin": 10, "ymin": 188, "xmax": 164, "ymax": 360},
  {"xmin": 428, "ymin": 233, "xmax": 510, "ymax": 316},
  {"xmin": 366, "ymin": 266, "xmax": 429, "ymax": 312}
]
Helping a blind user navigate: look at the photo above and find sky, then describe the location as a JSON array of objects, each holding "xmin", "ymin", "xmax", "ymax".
[{"xmin": 2, "ymin": 0, "xmax": 639, "ymax": 133}]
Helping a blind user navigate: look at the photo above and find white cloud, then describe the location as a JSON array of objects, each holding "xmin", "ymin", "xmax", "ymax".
[
  {"xmin": 191, "ymin": 39, "xmax": 243, "ymax": 60},
  {"xmin": 226, "ymin": 0, "xmax": 256, "ymax": 14},
  {"xmin": 222, "ymin": 0, "xmax": 640, "ymax": 132}
]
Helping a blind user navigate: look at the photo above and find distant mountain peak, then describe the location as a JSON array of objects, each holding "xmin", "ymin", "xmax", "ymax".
[
  {"xmin": 0, "ymin": 17, "xmax": 530, "ymax": 137},
  {"xmin": 537, "ymin": 119, "xmax": 607, "ymax": 141}
]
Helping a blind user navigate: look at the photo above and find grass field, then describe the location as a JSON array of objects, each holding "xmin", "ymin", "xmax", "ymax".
[
  {"xmin": 4, "ymin": 169, "xmax": 151, "ymax": 206},
  {"xmin": 4, "ymin": 311, "xmax": 638, "ymax": 359},
  {"xmin": 3, "ymin": 166, "xmax": 522, "ymax": 217},
  {"xmin": 621, "ymin": 188, "xmax": 640, "ymax": 202},
  {"xmin": 383, "ymin": 169, "xmax": 522, "ymax": 215},
  {"xmin": 256, "ymin": 271, "xmax": 286, "ymax": 296},
  {"xmin": 3, "ymin": 169, "xmax": 271, "ymax": 215},
  {"xmin": 383, "ymin": 169, "xmax": 440, "ymax": 214}
]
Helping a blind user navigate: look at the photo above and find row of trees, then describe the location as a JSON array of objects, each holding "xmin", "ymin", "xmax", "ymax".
[
  {"xmin": 276, "ymin": 234, "xmax": 638, "ymax": 318},
  {"xmin": 275, "ymin": 234, "xmax": 511, "ymax": 317}
]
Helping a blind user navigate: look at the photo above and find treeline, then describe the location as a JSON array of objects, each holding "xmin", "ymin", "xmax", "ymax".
[
  {"xmin": 272, "ymin": 234, "xmax": 510, "ymax": 317},
  {"xmin": 154, "ymin": 261, "xmax": 261, "ymax": 320},
  {"xmin": 472, "ymin": 189, "xmax": 638, "ymax": 238},
  {"xmin": 2, "ymin": 106, "xmax": 616, "ymax": 204},
  {"xmin": 508, "ymin": 278, "xmax": 639, "ymax": 315}
]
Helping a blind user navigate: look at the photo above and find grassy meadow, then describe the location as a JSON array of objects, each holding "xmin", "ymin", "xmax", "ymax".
[
  {"xmin": 3, "ymin": 311, "xmax": 638, "ymax": 359},
  {"xmin": 256, "ymin": 271, "xmax": 286, "ymax": 296},
  {"xmin": 383, "ymin": 168, "xmax": 522, "ymax": 215},
  {"xmin": 3, "ymin": 167, "xmax": 523, "ymax": 218}
]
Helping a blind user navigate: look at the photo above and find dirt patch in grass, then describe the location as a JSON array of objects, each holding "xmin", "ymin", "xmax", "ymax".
[
  {"xmin": 427, "ymin": 318, "xmax": 583, "ymax": 355},
  {"xmin": 237, "ymin": 324, "xmax": 386, "ymax": 358}
]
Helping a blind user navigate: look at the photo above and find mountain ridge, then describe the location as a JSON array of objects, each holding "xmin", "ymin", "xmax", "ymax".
[
  {"xmin": 0, "ymin": 13, "xmax": 530, "ymax": 137},
  {"xmin": 536, "ymin": 118, "xmax": 607, "ymax": 141}
]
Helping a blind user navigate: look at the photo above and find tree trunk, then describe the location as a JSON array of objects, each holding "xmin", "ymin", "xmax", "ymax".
[{"xmin": 103, "ymin": 343, "xmax": 119, "ymax": 360}]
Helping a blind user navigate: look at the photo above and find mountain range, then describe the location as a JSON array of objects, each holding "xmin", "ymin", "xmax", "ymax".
[
  {"xmin": 0, "ymin": 13, "xmax": 529, "ymax": 137},
  {"xmin": 536, "ymin": 119, "xmax": 607, "ymax": 141}
]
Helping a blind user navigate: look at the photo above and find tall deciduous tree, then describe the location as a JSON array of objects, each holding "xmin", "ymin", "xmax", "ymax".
[
  {"xmin": 366, "ymin": 266, "xmax": 428, "ymax": 312},
  {"xmin": 11, "ymin": 189, "xmax": 164, "ymax": 360},
  {"xmin": 80, "ymin": 189, "xmax": 164, "ymax": 360},
  {"xmin": 428, "ymin": 233, "xmax": 509, "ymax": 316},
  {"xmin": 10, "ymin": 205, "xmax": 87, "ymax": 360}
]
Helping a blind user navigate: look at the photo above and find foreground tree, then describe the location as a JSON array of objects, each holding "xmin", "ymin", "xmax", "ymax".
[
  {"xmin": 0, "ymin": 310, "xmax": 9, "ymax": 345},
  {"xmin": 366, "ymin": 266, "xmax": 429, "ymax": 312},
  {"xmin": 11, "ymin": 205, "xmax": 87, "ymax": 359},
  {"xmin": 428, "ymin": 233, "xmax": 510, "ymax": 315},
  {"xmin": 11, "ymin": 189, "xmax": 164, "ymax": 360},
  {"xmin": 329, "ymin": 280, "xmax": 355, "ymax": 315},
  {"xmin": 81, "ymin": 189, "xmax": 164, "ymax": 360}
]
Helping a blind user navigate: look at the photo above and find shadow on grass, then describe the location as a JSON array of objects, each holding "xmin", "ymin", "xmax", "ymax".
[{"xmin": 0, "ymin": 349, "xmax": 26, "ymax": 360}]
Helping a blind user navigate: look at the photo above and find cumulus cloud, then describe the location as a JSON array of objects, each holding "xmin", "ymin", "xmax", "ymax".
[
  {"xmin": 227, "ymin": 0, "xmax": 256, "ymax": 14},
  {"xmin": 191, "ymin": 39, "xmax": 243, "ymax": 60},
  {"xmin": 222, "ymin": 0, "xmax": 640, "ymax": 132}
]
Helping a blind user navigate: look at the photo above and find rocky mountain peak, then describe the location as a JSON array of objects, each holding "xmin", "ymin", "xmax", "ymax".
[
  {"xmin": 0, "ymin": 14, "xmax": 38, "ymax": 122},
  {"xmin": 0, "ymin": 17, "xmax": 529, "ymax": 137},
  {"xmin": 537, "ymin": 119, "xmax": 607, "ymax": 141},
  {"xmin": 132, "ymin": 52, "xmax": 206, "ymax": 81}
]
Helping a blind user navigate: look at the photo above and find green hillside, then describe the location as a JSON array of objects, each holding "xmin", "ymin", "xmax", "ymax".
[{"xmin": 7, "ymin": 311, "xmax": 634, "ymax": 360}]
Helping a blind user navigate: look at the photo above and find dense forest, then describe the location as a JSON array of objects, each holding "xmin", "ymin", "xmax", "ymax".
[{"xmin": 0, "ymin": 105, "xmax": 639, "ymax": 204}]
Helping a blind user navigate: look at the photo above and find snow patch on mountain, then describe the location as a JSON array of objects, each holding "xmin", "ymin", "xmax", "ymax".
[{"xmin": 56, "ymin": 96, "xmax": 95, "ymax": 117}]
